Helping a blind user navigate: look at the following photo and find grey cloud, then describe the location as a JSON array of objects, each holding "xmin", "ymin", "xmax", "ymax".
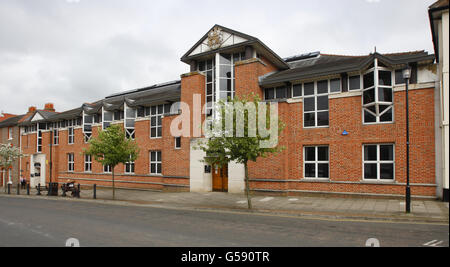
[{"xmin": 0, "ymin": 0, "xmax": 437, "ymax": 114}]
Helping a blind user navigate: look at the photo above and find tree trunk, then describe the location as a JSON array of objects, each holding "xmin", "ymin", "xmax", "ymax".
[
  {"xmin": 244, "ymin": 161, "xmax": 252, "ymax": 210},
  {"xmin": 112, "ymin": 168, "xmax": 115, "ymax": 200}
]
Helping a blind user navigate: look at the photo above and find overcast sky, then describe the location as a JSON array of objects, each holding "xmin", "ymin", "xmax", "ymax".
[{"xmin": 0, "ymin": 0, "xmax": 437, "ymax": 115}]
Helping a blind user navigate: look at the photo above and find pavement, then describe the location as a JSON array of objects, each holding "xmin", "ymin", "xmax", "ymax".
[{"xmin": 1, "ymin": 186, "xmax": 448, "ymax": 224}]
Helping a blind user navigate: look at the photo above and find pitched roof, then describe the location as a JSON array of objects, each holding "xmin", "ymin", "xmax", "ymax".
[
  {"xmin": 259, "ymin": 51, "xmax": 435, "ymax": 86},
  {"xmin": 181, "ymin": 24, "xmax": 290, "ymax": 70},
  {"xmin": 0, "ymin": 115, "xmax": 25, "ymax": 128}
]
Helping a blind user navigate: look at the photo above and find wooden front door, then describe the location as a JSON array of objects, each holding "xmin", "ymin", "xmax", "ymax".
[{"xmin": 212, "ymin": 164, "xmax": 228, "ymax": 192}]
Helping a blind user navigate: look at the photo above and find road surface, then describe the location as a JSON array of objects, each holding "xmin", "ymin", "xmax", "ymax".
[{"xmin": 0, "ymin": 196, "xmax": 448, "ymax": 247}]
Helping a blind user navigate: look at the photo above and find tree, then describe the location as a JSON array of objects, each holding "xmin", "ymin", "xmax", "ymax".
[
  {"xmin": 0, "ymin": 143, "xmax": 24, "ymax": 188},
  {"xmin": 84, "ymin": 124, "xmax": 139, "ymax": 200},
  {"xmin": 198, "ymin": 95, "xmax": 285, "ymax": 209}
]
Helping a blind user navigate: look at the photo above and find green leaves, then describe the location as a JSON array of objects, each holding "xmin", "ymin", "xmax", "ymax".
[
  {"xmin": 199, "ymin": 94, "xmax": 285, "ymax": 167},
  {"xmin": 84, "ymin": 124, "xmax": 139, "ymax": 168}
]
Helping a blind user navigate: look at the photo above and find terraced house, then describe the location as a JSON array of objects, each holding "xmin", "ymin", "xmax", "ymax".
[{"xmin": 10, "ymin": 25, "xmax": 446, "ymax": 200}]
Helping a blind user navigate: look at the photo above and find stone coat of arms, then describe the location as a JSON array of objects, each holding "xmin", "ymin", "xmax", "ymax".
[{"xmin": 207, "ymin": 27, "xmax": 223, "ymax": 50}]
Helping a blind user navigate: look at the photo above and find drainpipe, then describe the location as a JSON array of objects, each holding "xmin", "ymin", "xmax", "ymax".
[{"xmin": 49, "ymin": 127, "xmax": 53, "ymax": 185}]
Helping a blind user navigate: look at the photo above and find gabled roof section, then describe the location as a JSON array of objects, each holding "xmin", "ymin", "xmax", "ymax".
[
  {"xmin": 182, "ymin": 24, "xmax": 257, "ymax": 59},
  {"xmin": 260, "ymin": 51, "xmax": 435, "ymax": 86},
  {"xmin": 45, "ymin": 107, "xmax": 83, "ymax": 122},
  {"xmin": 181, "ymin": 25, "xmax": 289, "ymax": 70}
]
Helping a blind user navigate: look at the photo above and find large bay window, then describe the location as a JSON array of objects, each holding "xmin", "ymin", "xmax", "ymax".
[{"xmin": 363, "ymin": 59, "xmax": 394, "ymax": 124}]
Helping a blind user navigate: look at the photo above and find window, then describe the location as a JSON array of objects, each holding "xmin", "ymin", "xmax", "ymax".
[
  {"xmin": 103, "ymin": 165, "xmax": 112, "ymax": 174},
  {"xmin": 84, "ymin": 154, "xmax": 92, "ymax": 172},
  {"xmin": 150, "ymin": 105, "xmax": 164, "ymax": 138},
  {"xmin": 83, "ymin": 114, "xmax": 93, "ymax": 143},
  {"xmin": 125, "ymin": 105, "xmax": 136, "ymax": 139},
  {"xmin": 175, "ymin": 137, "xmax": 181, "ymax": 149},
  {"xmin": 150, "ymin": 151, "xmax": 162, "ymax": 175},
  {"xmin": 125, "ymin": 156, "xmax": 135, "ymax": 174},
  {"xmin": 8, "ymin": 127, "xmax": 13, "ymax": 140},
  {"xmin": 53, "ymin": 129, "xmax": 59, "ymax": 145},
  {"xmin": 68, "ymin": 154, "xmax": 74, "ymax": 172},
  {"xmin": 304, "ymin": 146, "xmax": 329, "ymax": 179},
  {"xmin": 264, "ymin": 86, "xmax": 288, "ymax": 100},
  {"xmin": 37, "ymin": 123, "xmax": 45, "ymax": 153},
  {"xmin": 199, "ymin": 58, "xmax": 215, "ymax": 119},
  {"xmin": 363, "ymin": 144, "xmax": 394, "ymax": 181},
  {"xmin": 349, "ymin": 75, "xmax": 361, "ymax": 91},
  {"xmin": 303, "ymin": 81, "xmax": 329, "ymax": 128},
  {"xmin": 363, "ymin": 59, "xmax": 394, "ymax": 124},
  {"xmin": 292, "ymin": 84, "xmax": 302, "ymax": 98},
  {"xmin": 103, "ymin": 110, "xmax": 113, "ymax": 129},
  {"xmin": 395, "ymin": 69, "xmax": 406, "ymax": 85},
  {"xmin": 68, "ymin": 127, "xmax": 74, "ymax": 144},
  {"xmin": 330, "ymin": 78, "xmax": 341, "ymax": 93},
  {"xmin": 113, "ymin": 110, "xmax": 124, "ymax": 121}
]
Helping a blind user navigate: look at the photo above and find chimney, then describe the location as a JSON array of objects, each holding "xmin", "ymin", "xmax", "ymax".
[
  {"xmin": 28, "ymin": 106, "xmax": 37, "ymax": 113},
  {"xmin": 44, "ymin": 103, "xmax": 55, "ymax": 112}
]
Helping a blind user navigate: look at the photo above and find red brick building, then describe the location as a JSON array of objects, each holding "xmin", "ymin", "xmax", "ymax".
[{"xmin": 13, "ymin": 25, "xmax": 443, "ymax": 199}]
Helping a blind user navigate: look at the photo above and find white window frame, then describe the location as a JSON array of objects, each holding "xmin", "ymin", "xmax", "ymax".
[
  {"xmin": 292, "ymin": 83, "xmax": 303, "ymax": 98},
  {"xmin": 303, "ymin": 146, "xmax": 330, "ymax": 179},
  {"xmin": 103, "ymin": 164, "xmax": 112, "ymax": 174},
  {"xmin": 150, "ymin": 105, "xmax": 164, "ymax": 139},
  {"xmin": 150, "ymin": 151, "xmax": 162, "ymax": 175},
  {"xmin": 84, "ymin": 154, "xmax": 92, "ymax": 173},
  {"xmin": 303, "ymin": 81, "xmax": 330, "ymax": 129},
  {"xmin": 68, "ymin": 153, "xmax": 74, "ymax": 172},
  {"xmin": 68, "ymin": 127, "xmax": 75, "ymax": 145},
  {"xmin": 362, "ymin": 59, "xmax": 395, "ymax": 125},
  {"xmin": 8, "ymin": 127, "xmax": 13, "ymax": 140},
  {"xmin": 53, "ymin": 129, "xmax": 59, "ymax": 145},
  {"xmin": 362, "ymin": 144, "xmax": 395, "ymax": 181},
  {"xmin": 348, "ymin": 74, "xmax": 363, "ymax": 91},
  {"xmin": 125, "ymin": 156, "xmax": 135, "ymax": 174}
]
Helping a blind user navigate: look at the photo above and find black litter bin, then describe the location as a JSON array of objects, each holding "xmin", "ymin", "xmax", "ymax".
[{"xmin": 48, "ymin": 182, "xmax": 59, "ymax": 196}]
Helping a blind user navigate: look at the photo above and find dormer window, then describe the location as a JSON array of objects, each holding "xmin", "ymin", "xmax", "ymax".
[{"xmin": 363, "ymin": 59, "xmax": 394, "ymax": 124}]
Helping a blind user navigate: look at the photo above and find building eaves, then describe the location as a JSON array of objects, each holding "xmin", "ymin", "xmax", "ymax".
[
  {"xmin": 0, "ymin": 115, "xmax": 25, "ymax": 128},
  {"xmin": 260, "ymin": 51, "xmax": 435, "ymax": 86}
]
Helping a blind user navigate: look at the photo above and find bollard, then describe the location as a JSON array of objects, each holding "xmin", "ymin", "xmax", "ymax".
[
  {"xmin": 17, "ymin": 183, "xmax": 20, "ymax": 195},
  {"xmin": 62, "ymin": 183, "xmax": 67, "ymax": 197},
  {"xmin": 77, "ymin": 184, "xmax": 81, "ymax": 198},
  {"xmin": 27, "ymin": 183, "xmax": 30, "ymax": 195},
  {"xmin": 37, "ymin": 183, "xmax": 41, "ymax": 195},
  {"xmin": 93, "ymin": 184, "xmax": 97, "ymax": 199},
  {"xmin": 48, "ymin": 182, "xmax": 52, "ymax": 196},
  {"xmin": 7, "ymin": 184, "xmax": 11, "ymax": 195}
]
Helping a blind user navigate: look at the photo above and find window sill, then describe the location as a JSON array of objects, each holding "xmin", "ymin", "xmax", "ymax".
[
  {"xmin": 303, "ymin": 126, "xmax": 330, "ymax": 129},
  {"xmin": 360, "ymin": 179, "xmax": 396, "ymax": 184},
  {"xmin": 301, "ymin": 178, "xmax": 330, "ymax": 182},
  {"xmin": 363, "ymin": 122, "xmax": 394, "ymax": 126}
]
